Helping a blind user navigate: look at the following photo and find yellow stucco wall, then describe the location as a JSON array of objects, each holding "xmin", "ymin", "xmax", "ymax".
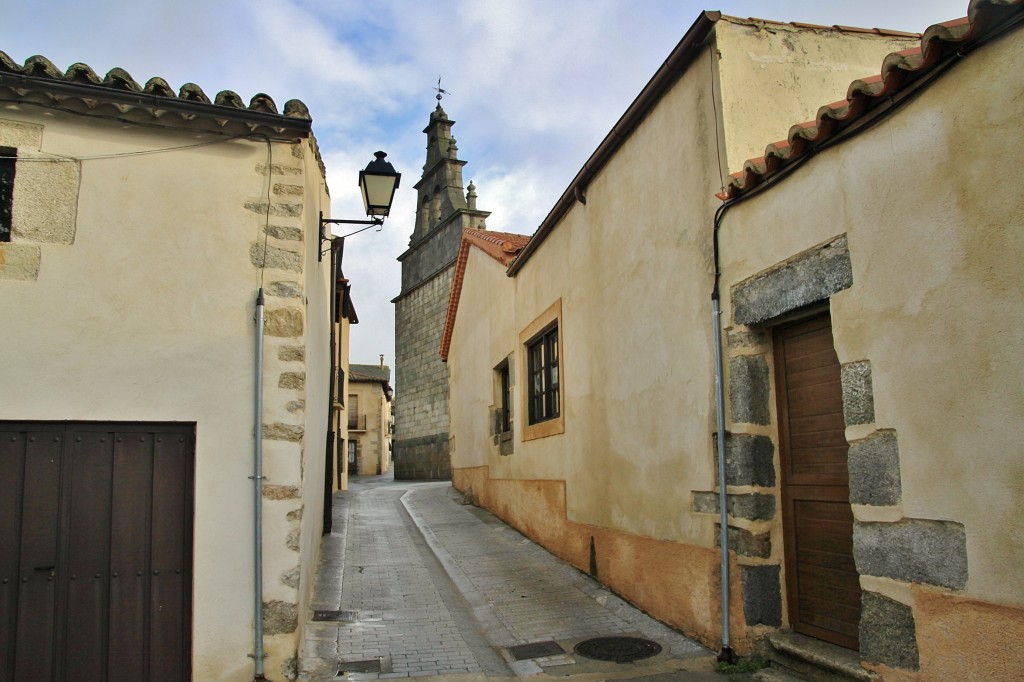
[
  {"xmin": 348, "ymin": 377, "xmax": 392, "ymax": 475},
  {"xmin": 717, "ymin": 26, "xmax": 1024, "ymax": 677},
  {"xmin": 0, "ymin": 106, "xmax": 332, "ymax": 681}
]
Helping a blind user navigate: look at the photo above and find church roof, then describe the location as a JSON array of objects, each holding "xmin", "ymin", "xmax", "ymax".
[
  {"xmin": 0, "ymin": 50, "xmax": 312, "ymax": 138},
  {"xmin": 718, "ymin": 0, "xmax": 1023, "ymax": 200},
  {"xmin": 441, "ymin": 229, "xmax": 531, "ymax": 362}
]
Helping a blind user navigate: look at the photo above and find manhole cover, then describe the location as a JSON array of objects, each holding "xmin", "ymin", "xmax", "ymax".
[
  {"xmin": 508, "ymin": 641, "xmax": 564, "ymax": 660},
  {"xmin": 574, "ymin": 636, "xmax": 662, "ymax": 663}
]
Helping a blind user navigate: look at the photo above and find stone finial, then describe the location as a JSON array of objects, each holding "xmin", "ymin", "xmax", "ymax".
[
  {"xmin": 448, "ymin": 138, "xmax": 458, "ymax": 159},
  {"xmin": 466, "ymin": 180, "xmax": 477, "ymax": 210}
]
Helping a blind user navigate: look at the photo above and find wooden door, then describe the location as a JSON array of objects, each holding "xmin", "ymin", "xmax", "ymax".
[
  {"xmin": 774, "ymin": 314, "xmax": 860, "ymax": 649},
  {"xmin": 0, "ymin": 422, "xmax": 194, "ymax": 681}
]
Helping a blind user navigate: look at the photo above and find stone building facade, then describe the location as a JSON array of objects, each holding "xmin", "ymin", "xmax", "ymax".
[{"xmin": 392, "ymin": 102, "xmax": 489, "ymax": 479}]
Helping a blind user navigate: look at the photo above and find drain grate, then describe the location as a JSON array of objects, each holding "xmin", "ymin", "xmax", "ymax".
[
  {"xmin": 508, "ymin": 640, "xmax": 564, "ymax": 661},
  {"xmin": 312, "ymin": 609, "xmax": 359, "ymax": 622},
  {"xmin": 337, "ymin": 658, "xmax": 382, "ymax": 674},
  {"xmin": 574, "ymin": 636, "xmax": 662, "ymax": 663}
]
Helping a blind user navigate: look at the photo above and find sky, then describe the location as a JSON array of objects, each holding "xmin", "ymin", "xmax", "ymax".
[{"xmin": 3, "ymin": 0, "xmax": 970, "ymax": 385}]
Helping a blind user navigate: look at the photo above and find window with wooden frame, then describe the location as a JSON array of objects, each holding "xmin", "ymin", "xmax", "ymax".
[
  {"xmin": 347, "ymin": 394, "xmax": 359, "ymax": 430},
  {"xmin": 520, "ymin": 299, "xmax": 564, "ymax": 441},
  {"xmin": 527, "ymin": 326, "xmax": 559, "ymax": 424}
]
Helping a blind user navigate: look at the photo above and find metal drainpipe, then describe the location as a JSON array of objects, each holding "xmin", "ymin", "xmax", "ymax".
[
  {"xmin": 712, "ymin": 291, "xmax": 734, "ymax": 663},
  {"xmin": 252, "ymin": 287, "xmax": 266, "ymax": 680}
]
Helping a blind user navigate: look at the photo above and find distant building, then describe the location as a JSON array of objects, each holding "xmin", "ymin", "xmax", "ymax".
[
  {"xmin": 346, "ymin": 361, "xmax": 394, "ymax": 476},
  {"xmin": 392, "ymin": 102, "xmax": 489, "ymax": 479}
]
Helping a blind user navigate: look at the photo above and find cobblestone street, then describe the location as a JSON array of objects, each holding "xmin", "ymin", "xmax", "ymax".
[{"xmin": 298, "ymin": 473, "xmax": 720, "ymax": 682}]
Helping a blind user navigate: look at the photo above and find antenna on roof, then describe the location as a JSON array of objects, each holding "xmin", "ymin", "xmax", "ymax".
[{"xmin": 433, "ymin": 76, "xmax": 451, "ymax": 103}]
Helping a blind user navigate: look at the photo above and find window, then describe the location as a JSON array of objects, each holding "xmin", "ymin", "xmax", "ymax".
[
  {"xmin": 499, "ymin": 362, "xmax": 512, "ymax": 432},
  {"xmin": 347, "ymin": 395, "xmax": 359, "ymax": 430},
  {"xmin": 527, "ymin": 326, "xmax": 559, "ymax": 424},
  {"xmin": 0, "ymin": 146, "xmax": 16, "ymax": 242},
  {"xmin": 494, "ymin": 359, "xmax": 512, "ymax": 435},
  {"xmin": 519, "ymin": 299, "xmax": 564, "ymax": 441}
]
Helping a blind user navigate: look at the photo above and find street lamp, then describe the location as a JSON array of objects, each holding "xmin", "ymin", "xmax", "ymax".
[{"xmin": 319, "ymin": 151, "xmax": 401, "ymax": 260}]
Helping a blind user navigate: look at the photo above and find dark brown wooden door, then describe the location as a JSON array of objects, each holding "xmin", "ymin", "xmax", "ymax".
[
  {"xmin": 0, "ymin": 422, "xmax": 194, "ymax": 681},
  {"xmin": 774, "ymin": 314, "xmax": 861, "ymax": 650}
]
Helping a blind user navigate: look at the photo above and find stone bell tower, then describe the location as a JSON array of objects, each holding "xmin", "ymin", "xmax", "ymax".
[{"xmin": 392, "ymin": 101, "xmax": 489, "ymax": 480}]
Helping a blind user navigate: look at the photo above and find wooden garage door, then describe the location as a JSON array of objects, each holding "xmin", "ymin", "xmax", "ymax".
[
  {"xmin": 774, "ymin": 314, "xmax": 861, "ymax": 650},
  {"xmin": 0, "ymin": 422, "xmax": 194, "ymax": 682}
]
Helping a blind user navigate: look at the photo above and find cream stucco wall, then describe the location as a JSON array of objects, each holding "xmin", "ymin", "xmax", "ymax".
[
  {"xmin": 448, "ymin": 249, "xmax": 518, "ymax": 469},
  {"xmin": 446, "ymin": 19, "xmax": 1020, "ymax": 658},
  {"xmin": 715, "ymin": 19, "xmax": 918, "ymax": 171},
  {"xmin": 718, "ymin": 28, "xmax": 1024, "ymax": 610},
  {"xmin": 452, "ymin": 21, "xmax": 921, "ymax": 547},
  {"xmin": 482, "ymin": 45, "xmax": 722, "ymax": 545},
  {"xmin": 0, "ymin": 105, "xmax": 332, "ymax": 681}
]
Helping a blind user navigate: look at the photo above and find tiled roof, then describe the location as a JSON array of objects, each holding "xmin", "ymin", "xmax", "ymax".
[
  {"xmin": 727, "ymin": 15, "xmax": 919, "ymax": 38},
  {"xmin": 719, "ymin": 0, "xmax": 1024, "ymax": 200},
  {"xmin": 440, "ymin": 229, "xmax": 531, "ymax": 362},
  {"xmin": 350, "ymin": 364, "xmax": 391, "ymax": 383},
  {"xmin": 0, "ymin": 50, "xmax": 312, "ymax": 137}
]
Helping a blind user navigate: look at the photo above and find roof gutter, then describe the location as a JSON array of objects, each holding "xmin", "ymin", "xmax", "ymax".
[{"xmin": 507, "ymin": 10, "xmax": 721, "ymax": 276}]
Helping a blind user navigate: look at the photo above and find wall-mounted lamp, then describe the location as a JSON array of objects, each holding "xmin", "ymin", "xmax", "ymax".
[{"xmin": 319, "ymin": 151, "xmax": 401, "ymax": 260}]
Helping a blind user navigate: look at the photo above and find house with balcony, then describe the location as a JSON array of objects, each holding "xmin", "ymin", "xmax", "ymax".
[{"xmin": 346, "ymin": 362, "xmax": 394, "ymax": 476}]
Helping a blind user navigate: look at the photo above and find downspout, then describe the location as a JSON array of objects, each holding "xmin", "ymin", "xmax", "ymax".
[
  {"xmin": 711, "ymin": 282, "xmax": 734, "ymax": 663},
  {"xmin": 252, "ymin": 287, "xmax": 267, "ymax": 680},
  {"xmin": 711, "ymin": 197, "xmax": 736, "ymax": 663},
  {"xmin": 324, "ymin": 240, "xmax": 341, "ymax": 534}
]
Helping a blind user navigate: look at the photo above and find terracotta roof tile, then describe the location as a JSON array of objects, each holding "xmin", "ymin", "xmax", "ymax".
[
  {"xmin": 0, "ymin": 50, "xmax": 311, "ymax": 137},
  {"xmin": 719, "ymin": 0, "xmax": 1024, "ymax": 201},
  {"xmin": 349, "ymin": 364, "xmax": 391, "ymax": 383},
  {"xmin": 440, "ymin": 228, "xmax": 531, "ymax": 362}
]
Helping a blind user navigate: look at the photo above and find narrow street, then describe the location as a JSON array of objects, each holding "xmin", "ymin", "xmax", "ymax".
[{"xmin": 298, "ymin": 473, "xmax": 722, "ymax": 681}]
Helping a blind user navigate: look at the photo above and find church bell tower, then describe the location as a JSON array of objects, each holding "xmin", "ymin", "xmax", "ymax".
[{"xmin": 392, "ymin": 100, "xmax": 490, "ymax": 480}]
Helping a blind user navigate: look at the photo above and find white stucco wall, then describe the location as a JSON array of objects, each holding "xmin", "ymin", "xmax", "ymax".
[{"xmin": 0, "ymin": 105, "xmax": 331, "ymax": 680}]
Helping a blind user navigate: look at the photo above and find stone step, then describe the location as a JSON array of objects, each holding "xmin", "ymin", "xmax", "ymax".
[
  {"xmin": 764, "ymin": 633, "xmax": 879, "ymax": 682},
  {"xmin": 752, "ymin": 667, "xmax": 805, "ymax": 682}
]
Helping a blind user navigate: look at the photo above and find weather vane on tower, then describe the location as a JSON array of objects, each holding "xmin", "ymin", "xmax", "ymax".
[{"xmin": 433, "ymin": 76, "xmax": 451, "ymax": 103}]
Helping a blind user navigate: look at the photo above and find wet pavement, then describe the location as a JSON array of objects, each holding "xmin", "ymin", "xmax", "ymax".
[{"xmin": 298, "ymin": 472, "xmax": 722, "ymax": 681}]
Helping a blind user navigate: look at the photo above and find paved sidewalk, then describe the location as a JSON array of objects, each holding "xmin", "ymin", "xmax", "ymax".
[{"xmin": 298, "ymin": 473, "xmax": 719, "ymax": 681}]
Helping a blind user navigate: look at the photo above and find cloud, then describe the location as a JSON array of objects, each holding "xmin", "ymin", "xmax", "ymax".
[{"xmin": 0, "ymin": 0, "xmax": 974, "ymax": 376}]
